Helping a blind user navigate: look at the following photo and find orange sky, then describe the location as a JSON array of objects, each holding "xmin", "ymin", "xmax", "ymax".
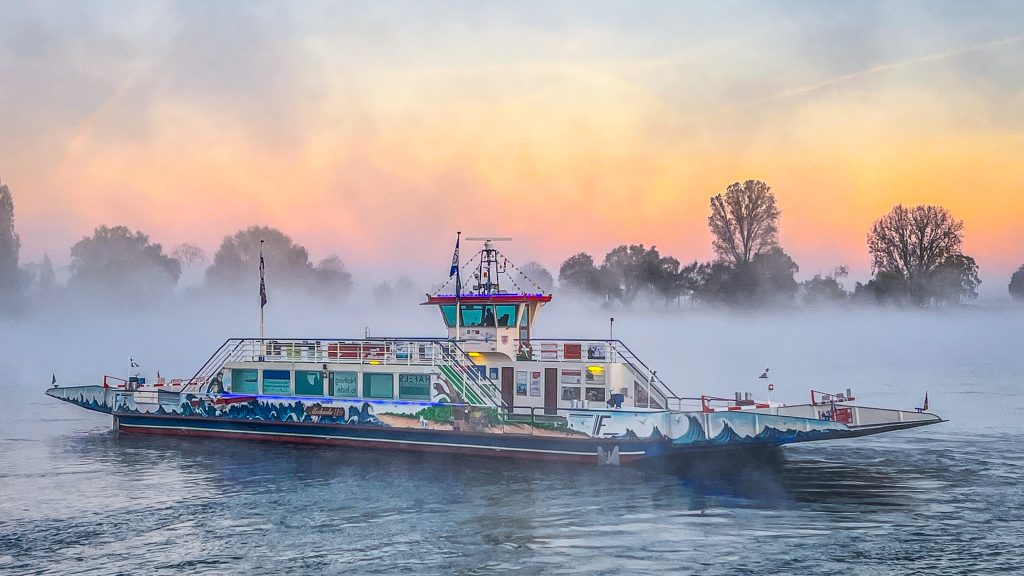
[{"xmin": 2, "ymin": 2, "xmax": 1023, "ymax": 287}]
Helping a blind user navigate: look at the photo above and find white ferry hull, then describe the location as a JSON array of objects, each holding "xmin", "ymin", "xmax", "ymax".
[{"xmin": 47, "ymin": 385, "xmax": 942, "ymax": 466}]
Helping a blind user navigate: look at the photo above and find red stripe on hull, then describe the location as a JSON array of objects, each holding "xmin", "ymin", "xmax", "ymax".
[{"xmin": 117, "ymin": 425, "xmax": 647, "ymax": 465}]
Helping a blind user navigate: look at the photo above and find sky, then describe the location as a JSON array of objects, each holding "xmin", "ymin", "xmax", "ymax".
[{"xmin": 2, "ymin": 0, "xmax": 1023, "ymax": 289}]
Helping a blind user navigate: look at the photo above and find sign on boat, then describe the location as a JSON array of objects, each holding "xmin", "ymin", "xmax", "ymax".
[{"xmin": 46, "ymin": 236, "xmax": 943, "ymax": 466}]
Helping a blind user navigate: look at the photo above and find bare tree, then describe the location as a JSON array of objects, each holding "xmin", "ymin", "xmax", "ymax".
[
  {"xmin": 709, "ymin": 180, "xmax": 780, "ymax": 267},
  {"xmin": 865, "ymin": 205, "xmax": 980, "ymax": 305},
  {"xmin": 867, "ymin": 205, "xmax": 964, "ymax": 281},
  {"xmin": 172, "ymin": 242, "xmax": 206, "ymax": 269}
]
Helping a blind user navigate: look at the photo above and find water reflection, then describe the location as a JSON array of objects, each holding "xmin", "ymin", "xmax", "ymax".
[
  {"xmin": 55, "ymin": 432, "xmax": 932, "ymax": 511},
  {"xmin": 0, "ymin": 427, "xmax": 1018, "ymax": 575}
]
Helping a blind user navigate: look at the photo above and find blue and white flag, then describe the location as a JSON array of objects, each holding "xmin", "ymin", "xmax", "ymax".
[
  {"xmin": 449, "ymin": 233, "xmax": 461, "ymax": 295},
  {"xmin": 259, "ymin": 240, "xmax": 268, "ymax": 308},
  {"xmin": 449, "ymin": 234, "xmax": 460, "ymax": 277}
]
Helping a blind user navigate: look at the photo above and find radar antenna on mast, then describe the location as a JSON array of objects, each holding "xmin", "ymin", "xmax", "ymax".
[
  {"xmin": 464, "ymin": 236, "xmax": 512, "ymax": 295},
  {"xmin": 430, "ymin": 236, "xmax": 549, "ymax": 297}
]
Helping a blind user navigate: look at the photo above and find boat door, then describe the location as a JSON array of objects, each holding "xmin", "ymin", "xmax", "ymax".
[
  {"xmin": 544, "ymin": 368, "xmax": 558, "ymax": 415},
  {"xmin": 500, "ymin": 367, "xmax": 514, "ymax": 412}
]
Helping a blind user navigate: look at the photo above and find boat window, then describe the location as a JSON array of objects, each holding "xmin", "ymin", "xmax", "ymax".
[
  {"xmin": 262, "ymin": 370, "xmax": 291, "ymax": 395},
  {"xmin": 331, "ymin": 372, "xmax": 358, "ymax": 397},
  {"xmin": 399, "ymin": 373, "xmax": 432, "ymax": 400},
  {"xmin": 295, "ymin": 371, "xmax": 324, "ymax": 396},
  {"xmin": 231, "ymin": 369, "xmax": 258, "ymax": 394},
  {"xmin": 364, "ymin": 373, "xmax": 394, "ymax": 399},
  {"xmin": 634, "ymin": 381, "xmax": 649, "ymax": 407},
  {"xmin": 460, "ymin": 304, "xmax": 492, "ymax": 327},
  {"xmin": 440, "ymin": 305, "xmax": 457, "ymax": 327},
  {"xmin": 495, "ymin": 304, "xmax": 518, "ymax": 327}
]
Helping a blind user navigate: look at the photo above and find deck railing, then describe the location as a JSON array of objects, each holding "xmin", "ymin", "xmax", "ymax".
[
  {"xmin": 520, "ymin": 338, "xmax": 680, "ymax": 410},
  {"xmin": 181, "ymin": 337, "xmax": 689, "ymax": 412},
  {"xmin": 181, "ymin": 337, "xmax": 506, "ymax": 409}
]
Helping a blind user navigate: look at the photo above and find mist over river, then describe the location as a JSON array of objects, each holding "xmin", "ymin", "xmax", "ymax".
[{"xmin": 1, "ymin": 299, "xmax": 1021, "ymax": 575}]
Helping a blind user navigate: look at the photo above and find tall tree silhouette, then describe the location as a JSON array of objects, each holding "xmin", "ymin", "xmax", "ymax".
[
  {"xmin": 708, "ymin": 180, "xmax": 780, "ymax": 267},
  {"xmin": 69, "ymin": 225, "xmax": 181, "ymax": 299},
  {"xmin": 206, "ymin": 226, "xmax": 351, "ymax": 296},
  {"xmin": 0, "ymin": 180, "xmax": 21, "ymax": 304},
  {"xmin": 866, "ymin": 205, "xmax": 979, "ymax": 305},
  {"xmin": 1009, "ymin": 265, "xmax": 1024, "ymax": 302}
]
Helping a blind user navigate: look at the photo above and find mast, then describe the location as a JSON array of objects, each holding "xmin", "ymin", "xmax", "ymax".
[
  {"xmin": 454, "ymin": 232, "xmax": 462, "ymax": 341},
  {"xmin": 455, "ymin": 232, "xmax": 461, "ymax": 341},
  {"xmin": 425, "ymin": 236, "xmax": 552, "ymax": 359},
  {"xmin": 259, "ymin": 240, "xmax": 267, "ymax": 343}
]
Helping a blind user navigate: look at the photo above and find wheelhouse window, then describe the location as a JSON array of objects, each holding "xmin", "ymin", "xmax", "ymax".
[
  {"xmin": 295, "ymin": 371, "xmax": 324, "ymax": 396},
  {"xmin": 231, "ymin": 369, "xmax": 258, "ymax": 394},
  {"xmin": 454, "ymin": 304, "xmax": 515, "ymax": 327},
  {"xmin": 460, "ymin": 304, "xmax": 493, "ymax": 327},
  {"xmin": 495, "ymin": 304, "xmax": 518, "ymax": 327},
  {"xmin": 262, "ymin": 370, "xmax": 291, "ymax": 395},
  {"xmin": 398, "ymin": 373, "xmax": 432, "ymax": 400},
  {"xmin": 363, "ymin": 373, "xmax": 395, "ymax": 399},
  {"xmin": 331, "ymin": 372, "xmax": 358, "ymax": 397},
  {"xmin": 440, "ymin": 305, "xmax": 457, "ymax": 327}
]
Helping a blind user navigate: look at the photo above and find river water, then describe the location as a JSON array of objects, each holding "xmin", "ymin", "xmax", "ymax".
[{"xmin": 1, "ymin": 302, "xmax": 1021, "ymax": 575}]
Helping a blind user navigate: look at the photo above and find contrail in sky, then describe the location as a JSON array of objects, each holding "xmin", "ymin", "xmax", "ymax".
[{"xmin": 723, "ymin": 35, "xmax": 1024, "ymax": 112}]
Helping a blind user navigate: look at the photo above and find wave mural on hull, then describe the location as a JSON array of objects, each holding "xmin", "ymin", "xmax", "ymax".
[
  {"xmin": 669, "ymin": 411, "xmax": 849, "ymax": 448},
  {"xmin": 46, "ymin": 386, "xmax": 854, "ymax": 447}
]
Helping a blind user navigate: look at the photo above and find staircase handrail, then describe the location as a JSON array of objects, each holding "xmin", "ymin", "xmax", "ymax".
[
  {"xmin": 606, "ymin": 339, "xmax": 681, "ymax": 401},
  {"xmin": 524, "ymin": 337, "xmax": 681, "ymax": 408},
  {"xmin": 441, "ymin": 341, "xmax": 506, "ymax": 409},
  {"xmin": 184, "ymin": 338, "xmax": 247, "ymax": 392}
]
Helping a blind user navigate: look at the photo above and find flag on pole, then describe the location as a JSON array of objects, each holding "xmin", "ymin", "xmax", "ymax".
[
  {"xmin": 923, "ymin": 392, "xmax": 929, "ymax": 411},
  {"xmin": 51, "ymin": 373, "xmax": 56, "ymax": 386},
  {"xmin": 259, "ymin": 240, "xmax": 268, "ymax": 308},
  {"xmin": 449, "ymin": 232, "xmax": 461, "ymax": 295}
]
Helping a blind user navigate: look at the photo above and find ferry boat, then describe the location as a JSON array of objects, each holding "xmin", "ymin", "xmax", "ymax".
[{"xmin": 46, "ymin": 237, "xmax": 943, "ymax": 466}]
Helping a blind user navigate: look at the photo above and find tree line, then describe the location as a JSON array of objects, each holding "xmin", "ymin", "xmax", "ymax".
[
  {"xmin": 1, "ymin": 177, "xmax": 1023, "ymax": 313},
  {"xmin": 556, "ymin": 179, "xmax": 1018, "ymax": 308},
  {"xmin": 0, "ymin": 180, "xmax": 353, "ymax": 312}
]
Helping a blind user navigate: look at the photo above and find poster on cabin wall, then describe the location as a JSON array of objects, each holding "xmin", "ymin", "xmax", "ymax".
[
  {"xmin": 489, "ymin": 367, "xmax": 499, "ymax": 380},
  {"xmin": 587, "ymin": 344, "xmax": 606, "ymax": 360},
  {"xmin": 563, "ymin": 343, "xmax": 582, "ymax": 360},
  {"xmin": 561, "ymin": 369, "xmax": 582, "ymax": 385},
  {"xmin": 586, "ymin": 369, "xmax": 606, "ymax": 385},
  {"xmin": 540, "ymin": 343, "xmax": 559, "ymax": 360},
  {"xmin": 516, "ymin": 371, "xmax": 528, "ymax": 396},
  {"xmin": 530, "ymin": 371, "xmax": 542, "ymax": 396}
]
